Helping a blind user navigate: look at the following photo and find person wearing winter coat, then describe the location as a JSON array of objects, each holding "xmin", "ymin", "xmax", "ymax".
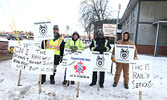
[
  {"xmin": 62, "ymin": 31, "xmax": 84, "ymax": 86},
  {"xmin": 112, "ymin": 32, "xmax": 138, "ymax": 89},
  {"xmin": 89, "ymin": 29, "xmax": 111, "ymax": 88},
  {"xmin": 41, "ymin": 25, "xmax": 65, "ymax": 84}
]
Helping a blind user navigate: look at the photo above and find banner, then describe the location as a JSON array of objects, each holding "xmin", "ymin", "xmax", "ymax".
[
  {"xmin": 63, "ymin": 48, "xmax": 93, "ymax": 82},
  {"xmin": 115, "ymin": 44, "xmax": 135, "ymax": 63},
  {"xmin": 129, "ymin": 60, "xmax": 152, "ymax": 91},
  {"xmin": 91, "ymin": 51, "xmax": 111, "ymax": 71},
  {"xmin": 12, "ymin": 46, "xmax": 54, "ymax": 75},
  {"xmin": 33, "ymin": 21, "xmax": 54, "ymax": 41}
]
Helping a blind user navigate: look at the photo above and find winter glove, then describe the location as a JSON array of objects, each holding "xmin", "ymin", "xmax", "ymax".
[
  {"xmin": 111, "ymin": 56, "xmax": 116, "ymax": 63},
  {"xmin": 70, "ymin": 46, "xmax": 78, "ymax": 53},
  {"xmin": 94, "ymin": 47, "xmax": 100, "ymax": 51},
  {"xmin": 59, "ymin": 56, "xmax": 63, "ymax": 63}
]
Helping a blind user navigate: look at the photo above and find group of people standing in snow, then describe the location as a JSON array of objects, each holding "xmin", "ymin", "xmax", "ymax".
[{"xmin": 40, "ymin": 24, "xmax": 138, "ymax": 89}]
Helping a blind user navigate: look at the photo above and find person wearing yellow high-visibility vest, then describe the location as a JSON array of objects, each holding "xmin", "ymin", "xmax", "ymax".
[
  {"xmin": 62, "ymin": 31, "xmax": 84, "ymax": 86},
  {"xmin": 41, "ymin": 25, "xmax": 65, "ymax": 84}
]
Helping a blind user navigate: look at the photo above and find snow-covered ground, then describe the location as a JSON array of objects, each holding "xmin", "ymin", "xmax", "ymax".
[
  {"xmin": 0, "ymin": 53, "xmax": 167, "ymax": 100},
  {"xmin": 0, "ymin": 38, "xmax": 167, "ymax": 100}
]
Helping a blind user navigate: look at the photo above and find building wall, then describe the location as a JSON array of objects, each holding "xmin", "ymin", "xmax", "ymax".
[
  {"xmin": 137, "ymin": 24, "xmax": 157, "ymax": 45},
  {"xmin": 121, "ymin": 3, "xmax": 139, "ymax": 41},
  {"xmin": 139, "ymin": 1, "xmax": 167, "ymax": 22},
  {"xmin": 137, "ymin": 1, "xmax": 167, "ymax": 46}
]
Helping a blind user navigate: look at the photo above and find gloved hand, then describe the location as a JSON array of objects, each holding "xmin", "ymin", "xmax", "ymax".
[
  {"xmin": 111, "ymin": 56, "xmax": 116, "ymax": 63},
  {"xmin": 100, "ymin": 47, "xmax": 107, "ymax": 51},
  {"xmin": 70, "ymin": 46, "xmax": 78, "ymax": 53},
  {"xmin": 94, "ymin": 47, "xmax": 100, "ymax": 51},
  {"xmin": 59, "ymin": 56, "xmax": 63, "ymax": 63}
]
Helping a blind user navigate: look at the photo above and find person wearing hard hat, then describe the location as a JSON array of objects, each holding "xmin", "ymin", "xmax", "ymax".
[
  {"xmin": 41, "ymin": 25, "xmax": 65, "ymax": 84},
  {"xmin": 89, "ymin": 29, "xmax": 111, "ymax": 88},
  {"xmin": 62, "ymin": 31, "xmax": 84, "ymax": 86}
]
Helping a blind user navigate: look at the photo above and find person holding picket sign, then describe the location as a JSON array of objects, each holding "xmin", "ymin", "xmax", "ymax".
[
  {"xmin": 89, "ymin": 29, "xmax": 111, "ymax": 88},
  {"xmin": 112, "ymin": 32, "xmax": 138, "ymax": 89},
  {"xmin": 41, "ymin": 25, "xmax": 65, "ymax": 84},
  {"xmin": 62, "ymin": 31, "xmax": 84, "ymax": 86}
]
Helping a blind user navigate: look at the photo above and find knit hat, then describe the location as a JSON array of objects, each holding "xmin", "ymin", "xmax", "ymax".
[{"xmin": 53, "ymin": 25, "xmax": 59, "ymax": 30}]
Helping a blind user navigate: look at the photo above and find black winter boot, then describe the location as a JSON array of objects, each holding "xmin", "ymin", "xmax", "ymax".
[
  {"xmin": 113, "ymin": 82, "xmax": 117, "ymax": 87},
  {"xmin": 89, "ymin": 83, "xmax": 96, "ymax": 86},
  {"xmin": 62, "ymin": 80, "xmax": 67, "ymax": 85},
  {"xmin": 50, "ymin": 73, "xmax": 55, "ymax": 84},
  {"xmin": 71, "ymin": 81, "xmax": 75, "ymax": 85},
  {"xmin": 100, "ymin": 84, "xmax": 104, "ymax": 88},
  {"xmin": 124, "ymin": 84, "xmax": 129, "ymax": 89}
]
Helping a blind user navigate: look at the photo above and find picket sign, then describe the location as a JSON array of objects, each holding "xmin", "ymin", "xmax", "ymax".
[
  {"xmin": 129, "ymin": 60, "xmax": 152, "ymax": 100},
  {"xmin": 91, "ymin": 51, "xmax": 111, "ymax": 71},
  {"xmin": 12, "ymin": 46, "xmax": 54, "ymax": 75},
  {"xmin": 62, "ymin": 48, "xmax": 93, "ymax": 97},
  {"xmin": 33, "ymin": 21, "xmax": 54, "ymax": 41},
  {"xmin": 12, "ymin": 43, "xmax": 54, "ymax": 94},
  {"xmin": 115, "ymin": 44, "xmax": 135, "ymax": 63},
  {"xmin": 63, "ymin": 49, "xmax": 112, "ymax": 93},
  {"xmin": 33, "ymin": 20, "xmax": 54, "ymax": 94},
  {"xmin": 91, "ymin": 51, "xmax": 111, "ymax": 91},
  {"xmin": 63, "ymin": 48, "xmax": 93, "ymax": 82}
]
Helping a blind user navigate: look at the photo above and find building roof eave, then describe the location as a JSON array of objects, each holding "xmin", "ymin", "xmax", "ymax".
[{"xmin": 120, "ymin": 0, "xmax": 138, "ymax": 25}]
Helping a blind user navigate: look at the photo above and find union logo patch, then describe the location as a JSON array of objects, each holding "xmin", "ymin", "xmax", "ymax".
[{"xmin": 74, "ymin": 61, "xmax": 86, "ymax": 74}]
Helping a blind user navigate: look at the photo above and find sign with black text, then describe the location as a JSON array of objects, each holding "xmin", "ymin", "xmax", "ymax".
[
  {"xmin": 63, "ymin": 48, "xmax": 93, "ymax": 82},
  {"xmin": 91, "ymin": 51, "xmax": 111, "ymax": 71},
  {"xmin": 115, "ymin": 44, "xmax": 135, "ymax": 63},
  {"xmin": 12, "ymin": 46, "xmax": 54, "ymax": 75},
  {"xmin": 103, "ymin": 24, "xmax": 116, "ymax": 37},
  {"xmin": 129, "ymin": 60, "xmax": 152, "ymax": 91}
]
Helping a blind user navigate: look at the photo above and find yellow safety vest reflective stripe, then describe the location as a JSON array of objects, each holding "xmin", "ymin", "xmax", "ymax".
[
  {"xmin": 46, "ymin": 37, "xmax": 63, "ymax": 55},
  {"xmin": 65, "ymin": 39, "xmax": 84, "ymax": 50}
]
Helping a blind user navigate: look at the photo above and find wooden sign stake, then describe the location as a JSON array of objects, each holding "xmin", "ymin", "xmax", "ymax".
[
  {"xmin": 139, "ymin": 91, "xmax": 142, "ymax": 100},
  {"xmin": 76, "ymin": 81, "xmax": 80, "ymax": 97}
]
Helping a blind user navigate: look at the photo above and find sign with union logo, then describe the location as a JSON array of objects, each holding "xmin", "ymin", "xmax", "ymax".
[
  {"xmin": 91, "ymin": 51, "xmax": 111, "ymax": 71},
  {"xmin": 33, "ymin": 20, "xmax": 54, "ymax": 41},
  {"xmin": 115, "ymin": 44, "xmax": 135, "ymax": 63},
  {"xmin": 63, "ymin": 48, "xmax": 93, "ymax": 82}
]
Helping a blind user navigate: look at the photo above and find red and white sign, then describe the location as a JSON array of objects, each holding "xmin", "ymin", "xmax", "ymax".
[
  {"xmin": 63, "ymin": 49, "xmax": 93, "ymax": 82},
  {"xmin": 103, "ymin": 24, "xmax": 116, "ymax": 37}
]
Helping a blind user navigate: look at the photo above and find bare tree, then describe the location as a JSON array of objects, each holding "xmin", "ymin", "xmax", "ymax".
[{"xmin": 80, "ymin": 0, "xmax": 112, "ymax": 39}]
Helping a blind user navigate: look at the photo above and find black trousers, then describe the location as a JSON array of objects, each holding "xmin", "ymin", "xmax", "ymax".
[
  {"xmin": 91, "ymin": 71, "xmax": 105, "ymax": 85},
  {"xmin": 41, "ymin": 72, "xmax": 55, "ymax": 82}
]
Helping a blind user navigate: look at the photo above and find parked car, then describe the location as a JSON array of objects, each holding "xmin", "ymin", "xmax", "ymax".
[
  {"xmin": 7, "ymin": 34, "xmax": 15, "ymax": 40},
  {"xmin": 7, "ymin": 34, "xmax": 23, "ymax": 40}
]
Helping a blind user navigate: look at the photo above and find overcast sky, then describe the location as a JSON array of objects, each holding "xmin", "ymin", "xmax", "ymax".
[{"xmin": 0, "ymin": 0, "xmax": 129, "ymax": 35}]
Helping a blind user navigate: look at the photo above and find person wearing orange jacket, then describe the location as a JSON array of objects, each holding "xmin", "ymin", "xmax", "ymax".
[{"xmin": 112, "ymin": 32, "xmax": 138, "ymax": 89}]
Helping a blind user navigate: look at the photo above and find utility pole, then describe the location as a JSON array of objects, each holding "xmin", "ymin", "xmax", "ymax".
[{"xmin": 114, "ymin": 3, "xmax": 121, "ymax": 44}]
